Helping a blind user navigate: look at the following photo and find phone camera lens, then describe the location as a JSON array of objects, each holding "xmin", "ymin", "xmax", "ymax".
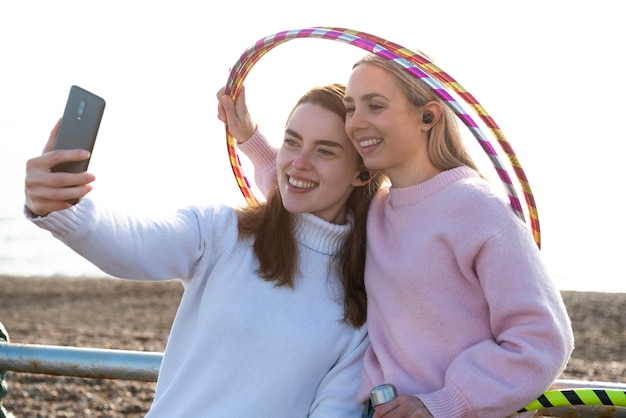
[{"xmin": 77, "ymin": 99, "xmax": 86, "ymax": 119}]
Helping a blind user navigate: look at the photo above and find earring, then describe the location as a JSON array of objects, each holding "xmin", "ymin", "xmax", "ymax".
[
  {"xmin": 358, "ymin": 171, "xmax": 371, "ymax": 181},
  {"xmin": 423, "ymin": 125, "xmax": 430, "ymax": 131}
]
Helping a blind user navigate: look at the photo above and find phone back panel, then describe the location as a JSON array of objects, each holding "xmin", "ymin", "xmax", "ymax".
[{"xmin": 52, "ymin": 85, "xmax": 106, "ymax": 173}]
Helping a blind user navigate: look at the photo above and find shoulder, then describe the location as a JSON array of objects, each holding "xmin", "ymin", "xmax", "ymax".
[
  {"xmin": 450, "ymin": 170, "xmax": 514, "ymax": 214},
  {"xmin": 182, "ymin": 203, "xmax": 240, "ymax": 230},
  {"xmin": 438, "ymin": 169, "xmax": 531, "ymax": 240}
]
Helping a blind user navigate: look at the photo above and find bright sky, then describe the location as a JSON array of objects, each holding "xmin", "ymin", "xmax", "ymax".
[{"xmin": 1, "ymin": 1, "xmax": 624, "ymax": 291}]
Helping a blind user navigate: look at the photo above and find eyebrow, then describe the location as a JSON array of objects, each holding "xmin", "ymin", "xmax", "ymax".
[
  {"xmin": 285, "ymin": 128, "xmax": 303, "ymax": 140},
  {"xmin": 343, "ymin": 92, "xmax": 386, "ymax": 104},
  {"xmin": 285, "ymin": 129, "xmax": 345, "ymax": 149}
]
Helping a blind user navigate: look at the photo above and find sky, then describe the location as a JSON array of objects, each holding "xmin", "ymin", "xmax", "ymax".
[{"xmin": 1, "ymin": 1, "xmax": 624, "ymax": 292}]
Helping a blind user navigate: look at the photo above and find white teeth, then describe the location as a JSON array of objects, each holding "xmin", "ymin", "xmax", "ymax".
[
  {"xmin": 359, "ymin": 138, "xmax": 383, "ymax": 147},
  {"xmin": 288, "ymin": 176, "xmax": 316, "ymax": 189}
]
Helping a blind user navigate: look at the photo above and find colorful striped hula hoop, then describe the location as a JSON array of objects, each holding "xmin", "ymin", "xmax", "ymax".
[
  {"xmin": 223, "ymin": 27, "xmax": 541, "ymax": 247},
  {"xmin": 516, "ymin": 388, "xmax": 626, "ymax": 415}
]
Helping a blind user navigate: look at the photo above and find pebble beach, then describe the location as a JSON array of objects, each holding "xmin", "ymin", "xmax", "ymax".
[{"xmin": 0, "ymin": 275, "xmax": 624, "ymax": 417}]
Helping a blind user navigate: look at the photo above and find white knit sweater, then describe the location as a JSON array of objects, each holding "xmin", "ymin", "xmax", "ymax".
[{"xmin": 29, "ymin": 198, "xmax": 367, "ymax": 417}]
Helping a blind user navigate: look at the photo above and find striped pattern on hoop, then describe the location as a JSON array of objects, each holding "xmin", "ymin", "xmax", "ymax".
[
  {"xmin": 516, "ymin": 388, "xmax": 626, "ymax": 414},
  {"xmin": 223, "ymin": 27, "xmax": 541, "ymax": 247}
]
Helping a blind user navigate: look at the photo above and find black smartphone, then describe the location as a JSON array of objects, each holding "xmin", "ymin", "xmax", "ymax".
[{"xmin": 51, "ymin": 85, "xmax": 106, "ymax": 173}]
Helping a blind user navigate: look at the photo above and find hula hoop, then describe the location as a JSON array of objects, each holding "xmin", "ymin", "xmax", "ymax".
[
  {"xmin": 223, "ymin": 27, "xmax": 541, "ymax": 247},
  {"xmin": 515, "ymin": 388, "xmax": 626, "ymax": 415}
]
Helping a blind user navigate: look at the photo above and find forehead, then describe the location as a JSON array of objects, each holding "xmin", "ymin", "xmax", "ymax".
[
  {"xmin": 345, "ymin": 63, "xmax": 400, "ymax": 100},
  {"xmin": 287, "ymin": 102, "xmax": 345, "ymax": 134}
]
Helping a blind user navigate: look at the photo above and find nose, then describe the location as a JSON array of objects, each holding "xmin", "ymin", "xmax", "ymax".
[
  {"xmin": 345, "ymin": 107, "xmax": 367, "ymax": 136},
  {"xmin": 291, "ymin": 149, "xmax": 312, "ymax": 170}
]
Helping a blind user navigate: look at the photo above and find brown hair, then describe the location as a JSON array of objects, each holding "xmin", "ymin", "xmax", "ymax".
[
  {"xmin": 237, "ymin": 84, "xmax": 384, "ymax": 328},
  {"xmin": 353, "ymin": 53, "xmax": 482, "ymax": 173}
]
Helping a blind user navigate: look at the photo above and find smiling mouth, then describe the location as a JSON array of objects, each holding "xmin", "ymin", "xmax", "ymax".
[
  {"xmin": 358, "ymin": 138, "xmax": 383, "ymax": 148},
  {"xmin": 288, "ymin": 176, "xmax": 317, "ymax": 189}
]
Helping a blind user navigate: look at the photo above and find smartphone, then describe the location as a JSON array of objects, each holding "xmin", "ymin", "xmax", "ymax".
[{"xmin": 51, "ymin": 85, "xmax": 106, "ymax": 173}]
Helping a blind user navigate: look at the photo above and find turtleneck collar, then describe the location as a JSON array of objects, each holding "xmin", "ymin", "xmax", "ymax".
[{"xmin": 293, "ymin": 213, "xmax": 352, "ymax": 256}]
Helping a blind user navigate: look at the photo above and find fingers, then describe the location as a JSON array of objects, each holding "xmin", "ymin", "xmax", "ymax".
[
  {"xmin": 25, "ymin": 123, "xmax": 96, "ymax": 216},
  {"xmin": 373, "ymin": 395, "xmax": 432, "ymax": 418},
  {"xmin": 216, "ymin": 85, "xmax": 256, "ymax": 143},
  {"xmin": 220, "ymin": 93, "xmax": 237, "ymax": 123},
  {"xmin": 216, "ymin": 85, "xmax": 247, "ymax": 124},
  {"xmin": 25, "ymin": 181, "xmax": 93, "ymax": 217},
  {"xmin": 25, "ymin": 167, "xmax": 95, "ymax": 217},
  {"xmin": 216, "ymin": 86, "xmax": 241, "ymax": 123},
  {"xmin": 26, "ymin": 154, "xmax": 95, "ymax": 189}
]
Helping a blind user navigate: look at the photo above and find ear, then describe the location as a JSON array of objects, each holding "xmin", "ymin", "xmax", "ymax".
[
  {"xmin": 422, "ymin": 100, "xmax": 444, "ymax": 127},
  {"xmin": 352, "ymin": 169, "xmax": 377, "ymax": 187}
]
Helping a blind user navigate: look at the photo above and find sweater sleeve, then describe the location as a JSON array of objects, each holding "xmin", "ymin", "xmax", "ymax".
[
  {"xmin": 26, "ymin": 197, "xmax": 229, "ymax": 282},
  {"xmin": 309, "ymin": 329, "xmax": 369, "ymax": 418},
  {"xmin": 237, "ymin": 128, "xmax": 278, "ymax": 197},
  {"xmin": 418, "ymin": 222, "xmax": 574, "ymax": 417}
]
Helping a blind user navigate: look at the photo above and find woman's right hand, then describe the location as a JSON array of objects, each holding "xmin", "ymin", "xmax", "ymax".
[
  {"xmin": 24, "ymin": 119, "xmax": 96, "ymax": 217},
  {"xmin": 216, "ymin": 85, "xmax": 256, "ymax": 143},
  {"xmin": 373, "ymin": 395, "xmax": 433, "ymax": 418}
]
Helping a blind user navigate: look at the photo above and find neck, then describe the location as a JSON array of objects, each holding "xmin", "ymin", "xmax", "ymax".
[{"xmin": 388, "ymin": 163, "xmax": 441, "ymax": 188}]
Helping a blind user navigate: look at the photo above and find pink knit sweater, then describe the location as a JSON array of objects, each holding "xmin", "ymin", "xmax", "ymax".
[
  {"xmin": 240, "ymin": 131, "xmax": 574, "ymax": 418},
  {"xmin": 358, "ymin": 166, "xmax": 573, "ymax": 417}
]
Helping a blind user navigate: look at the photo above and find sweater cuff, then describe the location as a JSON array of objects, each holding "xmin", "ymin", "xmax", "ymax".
[
  {"xmin": 237, "ymin": 128, "xmax": 278, "ymax": 167},
  {"xmin": 23, "ymin": 205, "xmax": 45, "ymax": 220},
  {"xmin": 417, "ymin": 383, "xmax": 473, "ymax": 418},
  {"xmin": 27, "ymin": 198, "xmax": 93, "ymax": 239}
]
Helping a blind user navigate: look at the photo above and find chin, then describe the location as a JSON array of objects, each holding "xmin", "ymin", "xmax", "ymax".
[
  {"xmin": 280, "ymin": 199, "xmax": 306, "ymax": 215},
  {"xmin": 362, "ymin": 157, "xmax": 384, "ymax": 171}
]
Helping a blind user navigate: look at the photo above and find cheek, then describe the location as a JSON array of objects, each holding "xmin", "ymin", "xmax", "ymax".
[
  {"xmin": 330, "ymin": 164, "xmax": 360, "ymax": 186},
  {"xmin": 275, "ymin": 152, "xmax": 289, "ymax": 172}
]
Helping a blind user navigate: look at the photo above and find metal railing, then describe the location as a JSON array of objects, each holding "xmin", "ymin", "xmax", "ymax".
[
  {"xmin": 2, "ymin": 341, "xmax": 625, "ymax": 390},
  {"xmin": 0, "ymin": 342, "xmax": 161, "ymax": 382},
  {"xmin": 1, "ymin": 341, "xmax": 625, "ymax": 417}
]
